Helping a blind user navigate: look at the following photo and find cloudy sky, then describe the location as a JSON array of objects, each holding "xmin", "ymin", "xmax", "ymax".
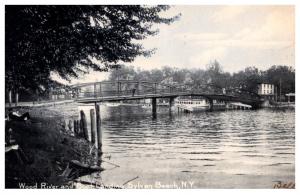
[{"xmin": 53, "ymin": 5, "xmax": 295, "ymax": 84}]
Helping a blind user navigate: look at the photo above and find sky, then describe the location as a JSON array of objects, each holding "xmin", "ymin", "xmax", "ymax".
[{"xmin": 52, "ymin": 5, "xmax": 295, "ymax": 84}]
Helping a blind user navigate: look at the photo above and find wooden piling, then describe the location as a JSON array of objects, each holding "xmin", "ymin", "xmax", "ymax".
[
  {"xmin": 169, "ymin": 97, "xmax": 175, "ymax": 112},
  {"xmin": 8, "ymin": 90, "xmax": 12, "ymax": 107},
  {"xmin": 79, "ymin": 118, "xmax": 83, "ymax": 137},
  {"xmin": 76, "ymin": 120, "xmax": 80, "ymax": 136},
  {"xmin": 95, "ymin": 103, "xmax": 102, "ymax": 154},
  {"xmin": 80, "ymin": 110, "xmax": 89, "ymax": 140},
  {"xmin": 68, "ymin": 120, "xmax": 73, "ymax": 132},
  {"xmin": 73, "ymin": 120, "xmax": 78, "ymax": 136},
  {"xmin": 62, "ymin": 120, "xmax": 67, "ymax": 131},
  {"xmin": 90, "ymin": 109, "xmax": 96, "ymax": 144},
  {"xmin": 209, "ymin": 99, "xmax": 214, "ymax": 112},
  {"xmin": 15, "ymin": 91, "xmax": 19, "ymax": 107},
  {"xmin": 152, "ymin": 97, "xmax": 157, "ymax": 118}
]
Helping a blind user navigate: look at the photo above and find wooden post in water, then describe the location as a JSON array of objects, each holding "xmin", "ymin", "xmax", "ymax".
[
  {"xmin": 152, "ymin": 97, "xmax": 157, "ymax": 118},
  {"xmin": 99, "ymin": 83, "xmax": 102, "ymax": 97},
  {"xmin": 94, "ymin": 83, "xmax": 97, "ymax": 98},
  {"xmin": 80, "ymin": 110, "xmax": 89, "ymax": 140},
  {"xmin": 76, "ymin": 120, "xmax": 80, "ymax": 136},
  {"xmin": 62, "ymin": 120, "xmax": 67, "ymax": 131},
  {"xmin": 90, "ymin": 109, "xmax": 96, "ymax": 144},
  {"xmin": 15, "ymin": 91, "xmax": 19, "ymax": 107},
  {"xmin": 169, "ymin": 97, "xmax": 175, "ymax": 113},
  {"xmin": 79, "ymin": 119, "xmax": 83, "ymax": 136},
  {"xmin": 68, "ymin": 120, "xmax": 73, "ymax": 132},
  {"xmin": 208, "ymin": 99, "xmax": 214, "ymax": 112},
  {"xmin": 73, "ymin": 120, "xmax": 78, "ymax": 136},
  {"xmin": 95, "ymin": 103, "xmax": 102, "ymax": 154},
  {"xmin": 8, "ymin": 90, "xmax": 12, "ymax": 107}
]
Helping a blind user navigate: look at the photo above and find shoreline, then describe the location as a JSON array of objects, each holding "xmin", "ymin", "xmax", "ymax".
[{"xmin": 5, "ymin": 105, "xmax": 103, "ymax": 189}]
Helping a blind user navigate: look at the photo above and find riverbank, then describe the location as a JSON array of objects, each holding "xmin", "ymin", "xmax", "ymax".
[
  {"xmin": 5, "ymin": 106, "xmax": 103, "ymax": 189},
  {"xmin": 5, "ymin": 99, "xmax": 74, "ymax": 108},
  {"xmin": 261, "ymin": 101, "xmax": 295, "ymax": 109}
]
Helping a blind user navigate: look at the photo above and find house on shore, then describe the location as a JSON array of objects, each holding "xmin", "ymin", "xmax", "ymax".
[{"xmin": 257, "ymin": 83, "xmax": 275, "ymax": 101}]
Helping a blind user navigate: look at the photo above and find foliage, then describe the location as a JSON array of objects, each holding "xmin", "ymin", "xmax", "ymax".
[
  {"xmin": 5, "ymin": 5, "xmax": 179, "ymax": 92},
  {"xmin": 263, "ymin": 65, "xmax": 295, "ymax": 95},
  {"xmin": 108, "ymin": 62, "xmax": 295, "ymax": 96}
]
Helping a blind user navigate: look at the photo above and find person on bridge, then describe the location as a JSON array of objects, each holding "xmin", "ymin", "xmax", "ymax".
[{"xmin": 132, "ymin": 88, "xmax": 136, "ymax": 97}]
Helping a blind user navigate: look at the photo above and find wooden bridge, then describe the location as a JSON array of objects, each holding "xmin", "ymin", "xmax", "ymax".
[
  {"xmin": 70, "ymin": 80, "xmax": 263, "ymax": 111},
  {"xmin": 66, "ymin": 80, "xmax": 263, "ymax": 154}
]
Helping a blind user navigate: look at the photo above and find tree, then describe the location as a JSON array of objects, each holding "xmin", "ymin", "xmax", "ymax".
[
  {"xmin": 231, "ymin": 67, "xmax": 262, "ymax": 93},
  {"xmin": 263, "ymin": 65, "xmax": 295, "ymax": 95},
  {"xmin": 5, "ymin": 5, "xmax": 179, "ymax": 94},
  {"xmin": 162, "ymin": 66, "xmax": 174, "ymax": 78},
  {"xmin": 150, "ymin": 69, "xmax": 164, "ymax": 82},
  {"xmin": 109, "ymin": 65, "xmax": 137, "ymax": 80},
  {"xmin": 173, "ymin": 68, "xmax": 189, "ymax": 84},
  {"xmin": 203, "ymin": 60, "xmax": 226, "ymax": 92}
]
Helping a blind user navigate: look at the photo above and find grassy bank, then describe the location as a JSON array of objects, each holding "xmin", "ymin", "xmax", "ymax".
[{"xmin": 5, "ymin": 106, "xmax": 102, "ymax": 189}]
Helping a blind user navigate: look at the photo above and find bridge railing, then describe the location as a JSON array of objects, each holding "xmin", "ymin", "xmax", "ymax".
[
  {"xmin": 75, "ymin": 86, "xmax": 190, "ymax": 99},
  {"xmin": 71, "ymin": 80, "xmax": 261, "ymax": 103}
]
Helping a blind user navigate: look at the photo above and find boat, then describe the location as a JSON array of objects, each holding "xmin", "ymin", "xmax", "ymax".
[
  {"xmin": 175, "ymin": 98, "xmax": 226, "ymax": 112},
  {"xmin": 141, "ymin": 104, "xmax": 151, "ymax": 108},
  {"xmin": 175, "ymin": 98, "xmax": 210, "ymax": 112},
  {"xmin": 105, "ymin": 102, "xmax": 121, "ymax": 107}
]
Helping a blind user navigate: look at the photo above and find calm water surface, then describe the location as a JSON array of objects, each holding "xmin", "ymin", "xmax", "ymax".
[{"xmin": 75, "ymin": 105, "xmax": 294, "ymax": 188}]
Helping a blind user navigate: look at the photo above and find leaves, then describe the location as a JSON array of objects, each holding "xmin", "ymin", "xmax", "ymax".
[
  {"xmin": 108, "ymin": 63, "xmax": 295, "ymax": 96},
  {"xmin": 5, "ymin": 5, "xmax": 179, "ymax": 91}
]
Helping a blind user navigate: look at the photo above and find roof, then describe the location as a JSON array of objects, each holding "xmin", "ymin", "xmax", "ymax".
[
  {"xmin": 257, "ymin": 83, "xmax": 275, "ymax": 85},
  {"xmin": 285, "ymin": 93, "xmax": 295, "ymax": 96}
]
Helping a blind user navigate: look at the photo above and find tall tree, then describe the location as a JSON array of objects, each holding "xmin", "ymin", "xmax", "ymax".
[
  {"xmin": 263, "ymin": 65, "xmax": 295, "ymax": 95},
  {"xmin": 5, "ymin": 5, "xmax": 179, "ymax": 93},
  {"xmin": 231, "ymin": 67, "xmax": 262, "ymax": 93}
]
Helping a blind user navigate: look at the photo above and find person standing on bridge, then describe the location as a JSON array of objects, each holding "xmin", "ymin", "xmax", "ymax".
[
  {"xmin": 222, "ymin": 88, "xmax": 226, "ymax": 95},
  {"xmin": 132, "ymin": 87, "xmax": 136, "ymax": 97}
]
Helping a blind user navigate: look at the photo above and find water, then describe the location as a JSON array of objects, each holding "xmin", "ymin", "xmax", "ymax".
[{"xmin": 77, "ymin": 105, "xmax": 295, "ymax": 189}]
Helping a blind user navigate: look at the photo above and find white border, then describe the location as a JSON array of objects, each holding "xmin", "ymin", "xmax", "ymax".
[{"xmin": 1, "ymin": 1, "xmax": 298, "ymax": 195}]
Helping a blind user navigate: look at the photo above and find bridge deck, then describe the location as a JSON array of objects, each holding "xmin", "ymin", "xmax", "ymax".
[
  {"xmin": 76, "ymin": 92, "xmax": 190, "ymax": 103},
  {"xmin": 76, "ymin": 92, "xmax": 261, "ymax": 105},
  {"xmin": 71, "ymin": 80, "xmax": 262, "ymax": 106}
]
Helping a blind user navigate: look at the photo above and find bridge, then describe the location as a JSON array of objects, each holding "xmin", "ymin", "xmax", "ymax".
[
  {"xmin": 69, "ymin": 80, "xmax": 263, "ymax": 113},
  {"xmin": 59, "ymin": 80, "xmax": 263, "ymax": 153}
]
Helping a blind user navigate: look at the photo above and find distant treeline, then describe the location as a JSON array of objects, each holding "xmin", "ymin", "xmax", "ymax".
[{"xmin": 109, "ymin": 60, "xmax": 295, "ymax": 96}]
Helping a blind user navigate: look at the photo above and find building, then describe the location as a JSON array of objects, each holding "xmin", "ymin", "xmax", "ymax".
[
  {"xmin": 257, "ymin": 83, "xmax": 275, "ymax": 100},
  {"xmin": 285, "ymin": 93, "xmax": 295, "ymax": 103}
]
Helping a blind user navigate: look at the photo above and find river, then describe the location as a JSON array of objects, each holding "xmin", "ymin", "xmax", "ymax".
[{"xmin": 72, "ymin": 105, "xmax": 294, "ymax": 189}]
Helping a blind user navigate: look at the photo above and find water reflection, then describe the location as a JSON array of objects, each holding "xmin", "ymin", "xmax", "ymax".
[{"xmin": 79, "ymin": 105, "xmax": 295, "ymax": 188}]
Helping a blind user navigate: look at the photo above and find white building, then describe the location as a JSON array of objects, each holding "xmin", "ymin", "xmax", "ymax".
[{"xmin": 257, "ymin": 83, "xmax": 275, "ymax": 100}]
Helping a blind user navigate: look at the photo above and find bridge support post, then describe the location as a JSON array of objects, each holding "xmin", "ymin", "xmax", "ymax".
[
  {"xmin": 169, "ymin": 97, "xmax": 175, "ymax": 112},
  {"xmin": 251, "ymin": 103, "xmax": 260, "ymax": 110},
  {"xmin": 208, "ymin": 99, "xmax": 214, "ymax": 112},
  {"xmin": 94, "ymin": 83, "xmax": 97, "ymax": 98},
  {"xmin": 95, "ymin": 103, "xmax": 102, "ymax": 155},
  {"xmin": 152, "ymin": 98, "xmax": 157, "ymax": 118},
  {"xmin": 90, "ymin": 109, "xmax": 96, "ymax": 144}
]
